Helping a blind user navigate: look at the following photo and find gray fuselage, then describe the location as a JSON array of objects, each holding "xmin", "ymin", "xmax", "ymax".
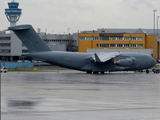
[{"xmin": 24, "ymin": 51, "xmax": 157, "ymax": 72}]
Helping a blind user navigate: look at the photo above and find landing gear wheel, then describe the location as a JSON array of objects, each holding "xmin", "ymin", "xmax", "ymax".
[
  {"xmin": 93, "ymin": 71, "xmax": 99, "ymax": 74},
  {"xmin": 86, "ymin": 71, "xmax": 92, "ymax": 74},
  {"xmin": 146, "ymin": 69, "xmax": 149, "ymax": 74},
  {"xmin": 100, "ymin": 71, "xmax": 104, "ymax": 74}
]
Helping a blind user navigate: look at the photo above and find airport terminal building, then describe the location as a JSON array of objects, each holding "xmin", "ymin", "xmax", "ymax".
[
  {"xmin": 78, "ymin": 28, "xmax": 160, "ymax": 60},
  {"xmin": 0, "ymin": 31, "xmax": 78, "ymax": 61}
]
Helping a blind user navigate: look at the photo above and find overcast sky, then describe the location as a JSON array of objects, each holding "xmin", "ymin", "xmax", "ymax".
[{"xmin": 1, "ymin": 0, "xmax": 160, "ymax": 33}]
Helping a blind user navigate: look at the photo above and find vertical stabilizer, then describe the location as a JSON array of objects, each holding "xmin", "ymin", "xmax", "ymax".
[{"xmin": 8, "ymin": 24, "xmax": 51, "ymax": 52}]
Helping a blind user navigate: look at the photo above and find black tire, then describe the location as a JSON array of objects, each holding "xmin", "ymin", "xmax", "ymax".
[
  {"xmin": 100, "ymin": 71, "xmax": 104, "ymax": 74},
  {"xmin": 93, "ymin": 71, "xmax": 99, "ymax": 74},
  {"xmin": 146, "ymin": 69, "xmax": 149, "ymax": 74},
  {"xmin": 86, "ymin": 71, "xmax": 92, "ymax": 74}
]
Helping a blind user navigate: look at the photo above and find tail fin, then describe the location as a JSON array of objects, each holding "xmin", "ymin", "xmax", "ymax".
[{"xmin": 8, "ymin": 24, "xmax": 51, "ymax": 52}]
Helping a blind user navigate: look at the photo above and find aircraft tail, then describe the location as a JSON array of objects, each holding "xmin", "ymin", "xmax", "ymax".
[{"xmin": 8, "ymin": 24, "xmax": 52, "ymax": 52}]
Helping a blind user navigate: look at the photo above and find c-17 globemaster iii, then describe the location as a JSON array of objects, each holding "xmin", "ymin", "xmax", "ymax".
[{"xmin": 8, "ymin": 24, "xmax": 157, "ymax": 74}]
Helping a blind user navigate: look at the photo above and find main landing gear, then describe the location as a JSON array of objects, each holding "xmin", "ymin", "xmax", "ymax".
[
  {"xmin": 86, "ymin": 71, "xmax": 92, "ymax": 74},
  {"xmin": 86, "ymin": 71, "xmax": 105, "ymax": 74},
  {"xmin": 135, "ymin": 69, "xmax": 150, "ymax": 74},
  {"xmin": 146, "ymin": 69, "xmax": 149, "ymax": 74}
]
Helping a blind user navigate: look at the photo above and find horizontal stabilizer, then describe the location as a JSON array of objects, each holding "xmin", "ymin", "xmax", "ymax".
[{"xmin": 8, "ymin": 25, "xmax": 30, "ymax": 30}]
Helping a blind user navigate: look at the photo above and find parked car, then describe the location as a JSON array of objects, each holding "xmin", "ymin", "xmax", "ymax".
[
  {"xmin": 0, "ymin": 66, "xmax": 8, "ymax": 73},
  {"xmin": 17, "ymin": 60, "xmax": 22, "ymax": 63},
  {"xmin": 24, "ymin": 60, "xmax": 31, "ymax": 63},
  {"xmin": 152, "ymin": 68, "xmax": 160, "ymax": 74},
  {"xmin": 17, "ymin": 60, "xmax": 31, "ymax": 63}
]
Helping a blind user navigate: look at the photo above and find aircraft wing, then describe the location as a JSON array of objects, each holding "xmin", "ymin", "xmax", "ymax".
[{"xmin": 92, "ymin": 52, "xmax": 120, "ymax": 62}]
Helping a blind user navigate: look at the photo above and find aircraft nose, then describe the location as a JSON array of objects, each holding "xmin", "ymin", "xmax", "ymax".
[{"xmin": 152, "ymin": 58, "xmax": 157, "ymax": 66}]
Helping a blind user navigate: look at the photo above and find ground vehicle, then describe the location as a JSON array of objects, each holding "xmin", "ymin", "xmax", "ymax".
[
  {"xmin": 17, "ymin": 60, "xmax": 22, "ymax": 62},
  {"xmin": 152, "ymin": 68, "xmax": 160, "ymax": 74},
  {"xmin": 0, "ymin": 66, "xmax": 8, "ymax": 73}
]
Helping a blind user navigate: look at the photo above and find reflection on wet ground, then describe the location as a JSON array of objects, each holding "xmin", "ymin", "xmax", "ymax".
[
  {"xmin": 7, "ymin": 100, "xmax": 36, "ymax": 109},
  {"xmin": 1, "ymin": 70, "xmax": 160, "ymax": 120}
]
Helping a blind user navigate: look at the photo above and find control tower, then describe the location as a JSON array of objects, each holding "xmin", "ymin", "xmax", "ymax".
[{"xmin": 4, "ymin": 0, "xmax": 22, "ymax": 27}]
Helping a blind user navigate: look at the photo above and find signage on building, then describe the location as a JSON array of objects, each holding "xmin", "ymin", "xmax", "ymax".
[{"xmin": 100, "ymin": 33, "xmax": 123, "ymax": 37}]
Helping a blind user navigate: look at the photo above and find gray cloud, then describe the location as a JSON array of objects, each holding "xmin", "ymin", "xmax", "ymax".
[
  {"xmin": 1, "ymin": 0, "xmax": 160, "ymax": 33},
  {"xmin": 123, "ymin": 0, "xmax": 159, "ymax": 10}
]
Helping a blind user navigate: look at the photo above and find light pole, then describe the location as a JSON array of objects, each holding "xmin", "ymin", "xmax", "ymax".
[
  {"xmin": 67, "ymin": 28, "xmax": 71, "ymax": 34},
  {"xmin": 153, "ymin": 10, "xmax": 157, "ymax": 34},
  {"xmin": 157, "ymin": 16, "xmax": 160, "ymax": 35},
  {"xmin": 158, "ymin": 16, "xmax": 160, "ymax": 60},
  {"xmin": 153, "ymin": 10, "xmax": 157, "ymax": 59}
]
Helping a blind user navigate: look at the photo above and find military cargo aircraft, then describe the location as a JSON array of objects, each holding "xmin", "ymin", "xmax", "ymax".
[{"xmin": 8, "ymin": 24, "xmax": 157, "ymax": 74}]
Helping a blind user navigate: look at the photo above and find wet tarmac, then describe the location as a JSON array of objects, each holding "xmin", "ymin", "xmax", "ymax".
[{"xmin": 1, "ymin": 70, "xmax": 160, "ymax": 120}]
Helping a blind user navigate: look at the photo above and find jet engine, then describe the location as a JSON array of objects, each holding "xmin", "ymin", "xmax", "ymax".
[{"xmin": 114, "ymin": 57, "xmax": 136, "ymax": 67}]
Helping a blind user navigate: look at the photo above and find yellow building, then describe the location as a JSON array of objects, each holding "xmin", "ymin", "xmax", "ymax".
[{"xmin": 78, "ymin": 32, "xmax": 159, "ymax": 60}]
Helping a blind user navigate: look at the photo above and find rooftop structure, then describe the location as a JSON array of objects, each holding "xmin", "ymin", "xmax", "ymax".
[
  {"xmin": 80, "ymin": 28, "xmax": 160, "ymax": 42},
  {"xmin": 4, "ymin": 0, "xmax": 22, "ymax": 27}
]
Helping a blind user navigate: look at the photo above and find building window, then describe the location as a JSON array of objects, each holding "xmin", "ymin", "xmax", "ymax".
[
  {"xmin": 110, "ymin": 37, "xmax": 143, "ymax": 41},
  {"xmin": 124, "ymin": 37, "xmax": 131, "ymax": 40},
  {"xmin": 110, "ymin": 37, "xmax": 117, "ymax": 40},
  {"xmin": 124, "ymin": 44, "xmax": 129, "ymax": 47},
  {"xmin": 130, "ymin": 37, "xmax": 136, "ymax": 40},
  {"xmin": 93, "ymin": 37, "xmax": 98, "ymax": 40},
  {"xmin": 137, "ymin": 44, "xmax": 143, "ymax": 47},
  {"xmin": 130, "ymin": 44, "xmax": 136, "ymax": 47},
  {"xmin": 0, "ymin": 43, "xmax": 10, "ymax": 46},
  {"xmin": 79, "ymin": 37, "xmax": 85, "ymax": 40},
  {"xmin": 136, "ymin": 37, "xmax": 143, "ymax": 40},
  {"xmin": 96, "ymin": 44, "xmax": 99, "ymax": 47},
  {"xmin": 110, "ymin": 44, "xmax": 116, "ymax": 47},
  {"xmin": 110, "ymin": 44, "xmax": 143, "ymax": 48},
  {"xmin": 100, "ymin": 44, "xmax": 109, "ymax": 47},
  {"xmin": 100, "ymin": 36, "xmax": 109, "ymax": 40},
  {"xmin": 0, "ymin": 37, "xmax": 10, "ymax": 40},
  {"xmin": 117, "ymin": 44, "xmax": 123, "ymax": 47},
  {"xmin": 86, "ymin": 37, "xmax": 94, "ymax": 40},
  {"xmin": 0, "ymin": 49, "xmax": 10, "ymax": 53},
  {"xmin": 117, "ymin": 37, "xmax": 124, "ymax": 40},
  {"xmin": 79, "ymin": 37, "xmax": 98, "ymax": 40}
]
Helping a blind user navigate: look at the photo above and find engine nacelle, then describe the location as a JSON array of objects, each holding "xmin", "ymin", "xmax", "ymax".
[{"xmin": 114, "ymin": 58, "xmax": 135, "ymax": 67}]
